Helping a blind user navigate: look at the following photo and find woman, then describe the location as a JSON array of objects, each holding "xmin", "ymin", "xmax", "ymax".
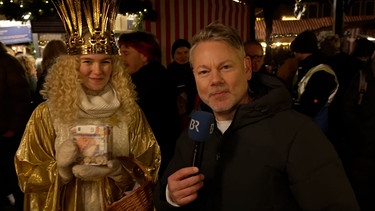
[
  {"xmin": 14, "ymin": 1, "xmax": 160, "ymax": 210},
  {"xmin": 15, "ymin": 49, "xmax": 161, "ymax": 211}
]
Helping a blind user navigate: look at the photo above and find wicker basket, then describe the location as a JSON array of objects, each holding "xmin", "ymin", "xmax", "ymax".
[{"xmin": 103, "ymin": 157, "xmax": 154, "ymax": 211}]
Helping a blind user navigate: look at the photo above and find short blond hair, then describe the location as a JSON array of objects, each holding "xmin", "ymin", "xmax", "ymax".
[{"xmin": 190, "ymin": 23, "xmax": 245, "ymax": 65}]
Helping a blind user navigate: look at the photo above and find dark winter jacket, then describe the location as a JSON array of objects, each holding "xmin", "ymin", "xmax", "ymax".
[
  {"xmin": 154, "ymin": 73, "xmax": 359, "ymax": 211},
  {"xmin": 341, "ymin": 60, "xmax": 375, "ymax": 159},
  {"xmin": 324, "ymin": 52, "xmax": 360, "ymax": 151},
  {"xmin": 0, "ymin": 51, "xmax": 32, "ymax": 136},
  {"xmin": 167, "ymin": 61, "xmax": 197, "ymax": 116},
  {"xmin": 292, "ymin": 53, "xmax": 338, "ymax": 118},
  {"xmin": 131, "ymin": 61, "xmax": 180, "ymax": 176}
]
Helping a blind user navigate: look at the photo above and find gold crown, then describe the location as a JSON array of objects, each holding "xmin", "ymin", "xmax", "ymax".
[{"xmin": 51, "ymin": 0, "xmax": 119, "ymax": 55}]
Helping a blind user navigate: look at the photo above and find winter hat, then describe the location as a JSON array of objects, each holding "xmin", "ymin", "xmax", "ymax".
[
  {"xmin": 171, "ymin": 39, "xmax": 191, "ymax": 57},
  {"xmin": 290, "ymin": 30, "xmax": 318, "ymax": 53}
]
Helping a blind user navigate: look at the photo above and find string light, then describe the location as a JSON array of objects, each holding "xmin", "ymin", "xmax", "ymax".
[
  {"xmin": 0, "ymin": 0, "xmax": 155, "ymax": 21},
  {"xmin": 22, "ymin": 11, "xmax": 31, "ymax": 20}
]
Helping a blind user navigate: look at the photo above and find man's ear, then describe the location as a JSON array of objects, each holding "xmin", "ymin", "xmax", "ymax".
[
  {"xmin": 140, "ymin": 53, "xmax": 148, "ymax": 63},
  {"xmin": 244, "ymin": 56, "xmax": 252, "ymax": 81}
]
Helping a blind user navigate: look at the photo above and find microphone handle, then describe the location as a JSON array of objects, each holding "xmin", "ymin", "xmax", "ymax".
[{"xmin": 192, "ymin": 141, "xmax": 205, "ymax": 169}]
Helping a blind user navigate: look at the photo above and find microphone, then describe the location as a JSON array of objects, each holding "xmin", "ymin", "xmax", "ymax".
[{"xmin": 188, "ymin": 111, "xmax": 215, "ymax": 168}]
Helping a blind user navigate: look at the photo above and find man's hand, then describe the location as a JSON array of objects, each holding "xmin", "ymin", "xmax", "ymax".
[{"xmin": 167, "ymin": 167, "xmax": 204, "ymax": 206}]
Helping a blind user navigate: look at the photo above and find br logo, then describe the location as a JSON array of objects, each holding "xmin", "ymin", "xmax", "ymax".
[{"xmin": 189, "ymin": 119, "xmax": 200, "ymax": 132}]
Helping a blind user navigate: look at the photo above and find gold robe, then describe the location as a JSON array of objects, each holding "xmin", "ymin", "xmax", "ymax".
[{"xmin": 15, "ymin": 102, "xmax": 161, "ymax": 211}]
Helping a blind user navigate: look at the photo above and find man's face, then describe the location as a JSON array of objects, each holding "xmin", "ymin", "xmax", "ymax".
[
  {"xmin": 174, "ymin": 46, "xmax": 190, "ymax": 65},
  {"xmin": 244, "ymin": 43, "xmax": 264, "ymax": 72},
  {"xmin": 192, "ymin": 40, "xmax": 252, "ymax": 121},
  {"xmin": 119, "ymin": 45, "xmax": 147, "ymax": 74},
  {"xmin": 293, "ymin": 52, "xmax": 304, "ymax": 62}
]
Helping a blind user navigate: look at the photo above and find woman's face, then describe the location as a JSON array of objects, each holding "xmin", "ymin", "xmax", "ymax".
[{"xmin": 79, "ymin": 54, "xmax": 112, "ymax": 91}]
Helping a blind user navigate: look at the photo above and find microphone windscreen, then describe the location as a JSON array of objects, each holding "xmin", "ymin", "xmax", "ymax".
[{"xmin": 188, "ymin": 111, "xmax": 215, "ymax": 142}]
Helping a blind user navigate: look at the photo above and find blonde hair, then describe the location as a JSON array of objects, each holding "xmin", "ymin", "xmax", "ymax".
[
  {"xmin": 42, "ymin": 55, "xmax": 138, "ymax": 123},
  {"xmin": 16, "ymin": 54, "xmax": 36, "ymax": 79},
  {"xmin": 190, "ymin": 23, "xmax": 245, "ymax": 65}
]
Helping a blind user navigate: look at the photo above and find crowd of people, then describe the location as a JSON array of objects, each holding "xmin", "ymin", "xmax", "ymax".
[{"xmin": 1, "ymin": 0, "xmax": 375, "ymax": 210}]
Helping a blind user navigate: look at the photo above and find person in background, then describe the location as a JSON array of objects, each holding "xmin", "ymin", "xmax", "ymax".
[
  {"xmin": 290, "ymin": 30, "xmax": 338, "ymax": 133},
  {"xmin": 4, "ymin": 45, "xmax": 15, "ymax": 56},
  {"xmin": 271, "ymin": 47, "xmax": 298, "ymax": 91},
  {"xmin": 118, "ymin": 31, "xmax": 180, "ymax": 177},
  {"xmin": 243, "ymin": 39, "xmax": 267, "ymax": 74},
  {"xmin": 167, "ymin": 39, "xmax": 197, "ymax": 130},
  {"xmin": 14, "ymin": 1, "xmax": 160, "ymax": 210},
  {"xmin": 35, "ymin": 39, "xmax": 67, "ymax": 105},
  {"xmin": 16, "ymin": 54, "xmax": 38, "ymax": 109},
  {"xmin": 317, "ymin": 32, "xmax": 359, "ymax": 153},
  {"xmin": 340, "ymin": 38, "xmax": 375, "ymax": 211},
  {"xmin": 35, "ymin": 57, "xmax": 43, "ymax": 79},
  {"xmin": 0, "ymin": 42, "xmax": 32, "ymax": 211},
  {"xmin": 244, "ymin": 40, "xmax": 289, "ymax": 97},
  {"xmin": 153, "ymin": 23, "xmax": 359, "ymax": 211}
]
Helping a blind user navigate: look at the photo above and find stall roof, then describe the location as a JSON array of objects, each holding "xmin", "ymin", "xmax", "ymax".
[{"xmin": 255, "ymin": 15, "xmax": 375, "ymax": 40}]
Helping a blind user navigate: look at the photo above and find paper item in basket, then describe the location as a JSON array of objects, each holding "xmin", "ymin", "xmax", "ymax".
[{"xmin": 70, "ymin": 125, "xmax": 112, "ymax": 165}]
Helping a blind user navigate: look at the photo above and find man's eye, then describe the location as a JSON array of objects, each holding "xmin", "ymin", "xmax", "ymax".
[
  {"xmin": 222, "ymin": 65, "xmax": 231, "ymax": 70},
  {"xmin": 198, "ymin": 70, "xmax": 209, "ymax": 75}
]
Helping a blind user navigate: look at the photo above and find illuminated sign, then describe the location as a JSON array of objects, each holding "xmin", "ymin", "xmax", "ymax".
[{"xmin": 0, "ymin": 24, "xmax": 32, "ymax": 45}]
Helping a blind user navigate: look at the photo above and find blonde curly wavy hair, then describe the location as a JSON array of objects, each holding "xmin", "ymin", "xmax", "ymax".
[{"xmin": 41, "ymin": 55, "xmax": 138, "ymax": 123}]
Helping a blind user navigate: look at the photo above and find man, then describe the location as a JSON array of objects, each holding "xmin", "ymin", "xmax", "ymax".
[
  {"xmin": 244, "ymin": 39, "xmax": 266, "ymax": 73},
  {"xmin": 118, "ymin": 32, "xmax": 180, "ymax": 177},
  {"xmin": 290, "ymin": 30, "xmax": 338, "ymax": 132},
  {"xmin": 167, "ymin": 39, "xmax": 197, "ymax": 129},
  {"xmin": 318, "ymin": 33, "xmax": 358, "ymax": 152},
  {"xmin": 153, "ymin": 23, "xmax": 359, "ymax": 211},
  {"xmin": 341, "ymin": 38, "xmax": 375, "ymax": 211}
]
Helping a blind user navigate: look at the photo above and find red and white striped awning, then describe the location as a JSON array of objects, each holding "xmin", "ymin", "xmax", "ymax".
[{"xmin": 144, "ymin": 0, "xmax": 250, "ymax": 66}]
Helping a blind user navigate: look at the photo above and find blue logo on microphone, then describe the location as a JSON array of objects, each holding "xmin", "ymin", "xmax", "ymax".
[{"xmin": 189, "ymin": 119, "xmax": 200, "ymax": 132}]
